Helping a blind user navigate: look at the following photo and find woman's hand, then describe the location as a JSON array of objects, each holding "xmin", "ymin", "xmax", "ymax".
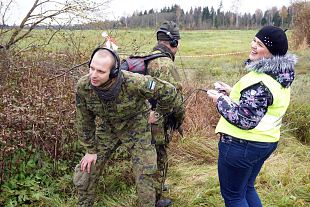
[
  {"xmin": 214, "ymin": 81, "xmax": 232, "ymax": 95},
  {"xmin": 207, "ymin": 89, "xmax": 223, "ymax": 102}
]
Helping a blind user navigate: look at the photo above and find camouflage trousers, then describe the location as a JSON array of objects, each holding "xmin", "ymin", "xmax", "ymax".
[
  {"xmin": 73, "ymin": 121, "xmax": 160, "ymax": 207},
  {"xmin": 151, "ymin": 123, "xmax": 171, "ymax": 195}
]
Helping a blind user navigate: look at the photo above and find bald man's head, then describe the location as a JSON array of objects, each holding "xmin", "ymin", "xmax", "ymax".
[
  {"xmin": 91, "ymin": 49, "xmax": 116, "ymax": 71},
  {"xmin": 89, "ymin": 49, "xmax": 117, "ymax": 86}
]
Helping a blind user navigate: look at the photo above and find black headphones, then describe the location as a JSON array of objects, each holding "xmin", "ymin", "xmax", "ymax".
[
  {"xmin": 156, "ymin": 29, "xmax": 179, "ymax": 48},
  {"xmin": 88, "ymin": 47, "xmax": 121, "ymax": 79}
]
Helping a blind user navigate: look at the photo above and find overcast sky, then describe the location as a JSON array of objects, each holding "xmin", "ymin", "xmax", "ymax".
[
  {"xmin": 6, "ymin": 0, "xmax": 292, "ymax": 25},
  {"xmin": 109, "ymin": 0, "xmax": 292, "ymax": 19}
]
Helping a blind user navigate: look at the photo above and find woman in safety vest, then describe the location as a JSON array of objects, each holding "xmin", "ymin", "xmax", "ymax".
[{"xmin": 207, "ymin": 26, "xmax": 297, "ymax": 207}]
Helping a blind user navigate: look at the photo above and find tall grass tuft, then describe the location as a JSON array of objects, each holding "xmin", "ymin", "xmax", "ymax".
[{"xmin": 283, "ymin": 72, "xmax": 310, "ymax": 144}]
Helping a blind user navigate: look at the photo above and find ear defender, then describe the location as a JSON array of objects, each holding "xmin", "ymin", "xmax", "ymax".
[
  {"xmin": 156, "ymin": 29, "xmax": 178, "ymax": 48},
  {"xmin": 88, "ymin": 47, "xmax": 121, "ymax": 79}
]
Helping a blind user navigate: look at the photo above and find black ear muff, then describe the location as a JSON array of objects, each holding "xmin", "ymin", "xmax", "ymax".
[
  {"xmin": 156, "ymin": 29, "xmax": 178, "ymax": 48},
  {"xmin": 170, "ymin": 38, "xmax": 178, "ymax": 47},
  {"xmin": 88, "ymin": 47, "xmax": 120, "ymax": 79}
]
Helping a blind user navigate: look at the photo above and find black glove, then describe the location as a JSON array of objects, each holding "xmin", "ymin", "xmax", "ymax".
[
  {"xmin": 165, "ymin": 110, "xmax": 184, "ymax": 131},
  {"xmin": 148, "ymin": 98, "xmax": 157, "ymax": 110}
]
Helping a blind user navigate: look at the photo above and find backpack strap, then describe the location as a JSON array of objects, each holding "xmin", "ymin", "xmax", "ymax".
[
  {"xmin": 143, "ymin": 52, "xmax": 170, "ymax": 62},
  {"xmin": 128, "ymin": 52, "xmax": 170, "ymax": 61}
]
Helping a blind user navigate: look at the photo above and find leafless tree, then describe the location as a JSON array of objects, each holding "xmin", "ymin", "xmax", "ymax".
[
  {"xmin": 175, "ymin": 5, "xmax": 182, "ymax": 25},
  {"xmin": 279, "ymin": 6, "xmax": 288, "ymax": 27},
  {"xmin": 292, "ymin": 1, "xmax": 310, "ymax": 48},
  {"xmin": 255, "ymin": 9, "xmax": 263, "ymax": 27},
  {"xmin": 231, "ymin": 0, "xmax": 240, "ymax": 28},
  {"xmin": 0, "ymin": 0, "xmax": 111, "ymax": 50}
]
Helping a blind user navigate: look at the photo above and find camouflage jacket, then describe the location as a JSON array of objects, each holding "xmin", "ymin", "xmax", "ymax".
[
  {"xmin": 147, "ymin": 45, "xmax": 181, "ymax": 89},
  {"xmin": 147, "ymin": 45, "xmax": 185, "ymax": 131},
  {"xmin": 75, "ymin": 70, "xmax": 183, "ymax": 153}
]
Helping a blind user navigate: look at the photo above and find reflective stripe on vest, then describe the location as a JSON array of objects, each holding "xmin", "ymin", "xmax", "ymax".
[{"xmin": 215, "ymin": 71, "xmax": 290, "ymax": 142}]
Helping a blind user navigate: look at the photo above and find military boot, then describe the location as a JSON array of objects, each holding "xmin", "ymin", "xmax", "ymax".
[
  {"xmin": 156, "ymin": 198, "xmax": 172, "ymax": 207},
  {"xmin": 76, "ymin": 196, "xmax": 95, "ymax": 207}
]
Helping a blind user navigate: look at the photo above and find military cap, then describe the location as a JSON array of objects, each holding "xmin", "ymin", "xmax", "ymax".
[{"xmin": 157, "ymin": 21, "xmax": 180, "ymax": 41}]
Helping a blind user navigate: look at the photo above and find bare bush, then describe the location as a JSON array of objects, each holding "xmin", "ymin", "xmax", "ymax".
[
  {"xmin": 181, "ymin": 83, "xmax": 219, "ymax": 136},
  {"xmin": 292, "ymin": 1, "xmax": 310, "ymax": 49},
  {"xmin": 0, "ymin": 0, "xmax": 110, "ymax": 50},
  {"xmin": 0, "ymin": 52, "xmax": 84, "ymax": 183},
  {"xmin": 169, "ymin": 83, "xmax": 220, "ymax": 164}
]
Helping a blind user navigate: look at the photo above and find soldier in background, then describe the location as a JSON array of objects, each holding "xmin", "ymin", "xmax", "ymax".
[
  {"xmin": 147, "ymin": 21, "xmax": 184, "ymax": 206},
  {"xmin": 73, "ymin": 47, "xmax": 184, "ymax": 207}
]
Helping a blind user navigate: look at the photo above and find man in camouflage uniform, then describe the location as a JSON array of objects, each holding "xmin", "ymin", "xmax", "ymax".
[
  {"xmin": 73, "ymin": 47, "xmax": 184, "ymax": 207},
  {"xmin": 146, "ymin": 21, "xmax": 184, "ymax": 206}
]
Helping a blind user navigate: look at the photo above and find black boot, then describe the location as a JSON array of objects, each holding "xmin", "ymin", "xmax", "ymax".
[{"xmin": 156, "ymin": 198, "xmax": 172, "ymax": 207}]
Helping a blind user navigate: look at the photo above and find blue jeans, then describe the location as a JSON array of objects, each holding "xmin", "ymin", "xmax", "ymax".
[{"xmin": 218, "ymin": 134, "xmax": 278, "ymax": 207}]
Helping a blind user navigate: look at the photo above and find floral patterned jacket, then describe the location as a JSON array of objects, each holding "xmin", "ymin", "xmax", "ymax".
[{"xmin": 217, "ymin": 54, "xmax": 297, "ymax": 130}]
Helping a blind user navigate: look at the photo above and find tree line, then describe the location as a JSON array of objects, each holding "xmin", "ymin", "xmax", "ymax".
[
  {"xmin": 1, "ymin": 0, "xmax": 307, "ymax": 52},
  {"xmin": 80, "ymin": 3, "xmax": 294, "ymax": 30},
  {"xmin": 0, "ymin": 1, "xmax": 296, "ymax": 32}
]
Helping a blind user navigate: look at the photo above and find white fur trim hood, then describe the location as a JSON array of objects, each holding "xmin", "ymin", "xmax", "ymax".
[{"xmin": 245, "ymin": 53, "xmax": 297, "ymax": 88}]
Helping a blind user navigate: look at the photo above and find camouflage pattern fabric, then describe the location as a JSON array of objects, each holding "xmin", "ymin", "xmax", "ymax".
[
  {"xmin": 74, "ymin": 70, "xmax": 183, "ymax": 207},
  {"xmin": 147, "ymin": 50, "xmax": 181, "ymax": 89},
  {"xmin": 147, "ymin": 47, "xmax": 185, "ymax": 195}
]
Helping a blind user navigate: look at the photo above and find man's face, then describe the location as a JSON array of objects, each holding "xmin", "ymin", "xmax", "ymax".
[
  {"xmin": 249, "ymin": 37, "xmax": 272, "ymax": 61},
  {"xmin": 89, "ymin": 53, "xmax": 114, "ymax": 87}
]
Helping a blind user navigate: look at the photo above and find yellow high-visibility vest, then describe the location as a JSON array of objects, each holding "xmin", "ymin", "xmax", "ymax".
[{"xmin": 215, "ymin": 71, "xmax": 291, "ymax": 142}]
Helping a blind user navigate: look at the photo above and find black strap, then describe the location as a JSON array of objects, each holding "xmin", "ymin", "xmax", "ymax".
[
  {"xmin": 128, "ymin": 52, "xmax": 170, "ymax": 61},
  {"xmin": 143, "ymin": 52, "xmax": 170, "ymax": 62}
]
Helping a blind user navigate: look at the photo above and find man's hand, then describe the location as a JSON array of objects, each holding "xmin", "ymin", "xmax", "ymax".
[
  {"xmin": 148, "ymin": 110, "xmax": 159, "ymax": 124},
  {"xmin": 214, "ymin": 81, "xmax": 232, "ymax": 95},
  {"xmin": 80, "ymin": 153, "xmax": 97, "ymax": 173},
  {"xmin": 207, "ymin": 89, "xmax": 223, "ymax": 102}
]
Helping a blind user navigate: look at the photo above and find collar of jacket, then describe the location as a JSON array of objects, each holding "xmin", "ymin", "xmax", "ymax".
[
  {"xmin": 245, "ymin": 53, "xmax": 297, "ymax": 88},
  {"xmin": 86, "ymin": 72, "xmax": 124, "ymax": 101},
  {"xmin": 153, "ymin": 43, "xmax": 175, "ymax": 61},
  {"xmin": 85, "ymin": 75, "xmax": 92, "ymax": 90}
]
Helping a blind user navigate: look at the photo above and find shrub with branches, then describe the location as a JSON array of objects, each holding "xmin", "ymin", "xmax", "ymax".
[
  {"xmin": 0, "ymin": 0, "xmax": 110, "ymax": 50},
  {"xmin": 0, "ymin": 51, "xmax": 84, "ymax": 183},
  {"xmin": 292, "ymin": 1, "xmax": 310, "ymax": 49}
]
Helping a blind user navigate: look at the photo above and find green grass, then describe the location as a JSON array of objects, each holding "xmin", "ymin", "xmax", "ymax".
[
  {"xmin": 2, "ymin": 135, "xmax": 308, "ymax": 207},
  {"xmin": 8, "ymin": 29, "xmax": 255, "ymax": 54},
  {"xmin": 52, "ymin": 134, "xmax": 309, "ymax": 207},
  {"xmin": 155, "ymin": 133, "xmax": 309, "ymax": 207},
  {"xmin": 1, "ymin": 29, "xmax": 309, "ymax": 207}
]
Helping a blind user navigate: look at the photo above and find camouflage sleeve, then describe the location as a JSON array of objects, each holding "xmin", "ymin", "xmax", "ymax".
[
  {"xmin": 139, "ymin": 76, "xmax": 184, "ymax": 117},
  {"xmin": 147, "ymin": 58, "xmax": 184, "ymax": 126},
  {"xmin": 75, "ymin": 86, "xmax": 97, "ymax": 154}
]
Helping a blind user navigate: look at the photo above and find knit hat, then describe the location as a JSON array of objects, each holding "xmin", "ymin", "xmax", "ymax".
[
  {"xmin": 157, "ymin": 21, "xmax": 181, "ymax": 41},
  {"xmin": 255, "ymin": 26, "xmax": 288, "ymax": 56}
]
